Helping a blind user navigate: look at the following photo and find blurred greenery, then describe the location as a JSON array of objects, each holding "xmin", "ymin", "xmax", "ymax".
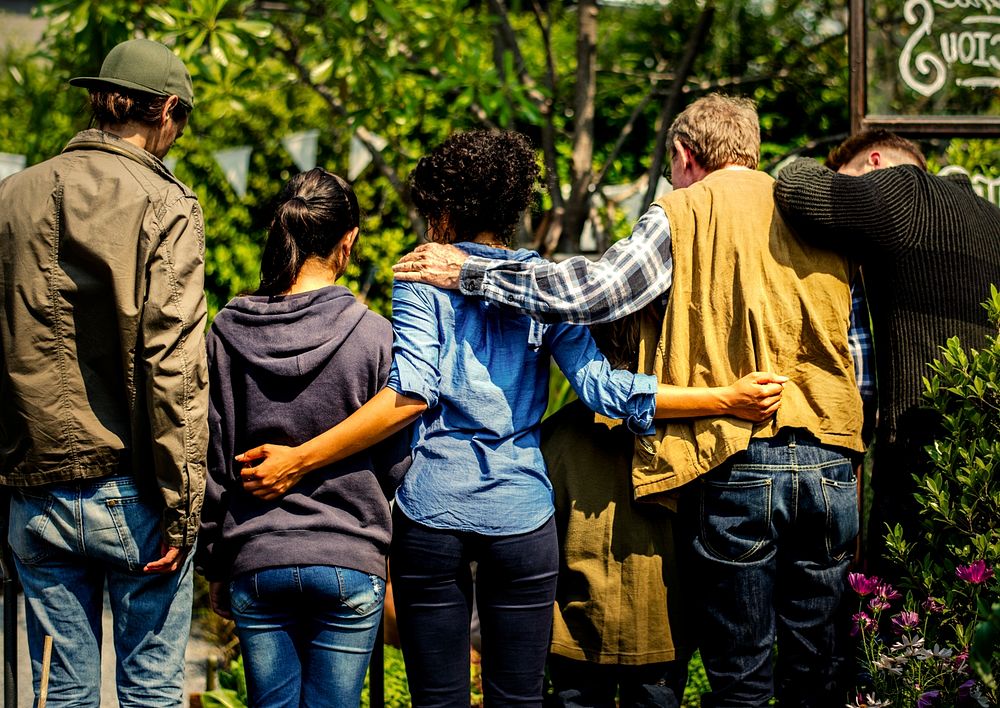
[{"xmin": 0, "ymin": 0, "xmax": 939, "ymax": 320}]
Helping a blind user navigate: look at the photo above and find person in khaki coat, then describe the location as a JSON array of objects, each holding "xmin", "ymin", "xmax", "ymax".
[{"xmin": 0, "ymin": 39, "xmax": 208, "ymax": 707}]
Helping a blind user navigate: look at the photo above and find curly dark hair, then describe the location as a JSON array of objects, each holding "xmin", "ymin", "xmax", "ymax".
[{"xmin": 409, "ymin": 130, "xmax": 540, "ymax": 245}]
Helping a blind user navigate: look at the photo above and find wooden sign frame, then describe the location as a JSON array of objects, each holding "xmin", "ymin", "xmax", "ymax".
[{"xmin": 849, "ymin": 0, "xmax": 1000, "ymax": 137}]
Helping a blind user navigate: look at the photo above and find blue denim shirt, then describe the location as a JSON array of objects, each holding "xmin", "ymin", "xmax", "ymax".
[{"xmin": 387, "ymin": 242, "xmax": 657, "ymax": 535}]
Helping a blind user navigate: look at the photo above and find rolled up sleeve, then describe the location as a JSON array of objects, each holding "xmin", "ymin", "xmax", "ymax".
[
  {"xmin": 386, "ymin": 281, "xmax": 442, "ymax": 409},
  {"xmin": 545, "ymin": 322, "xmax": 657, "ymax": 436}
]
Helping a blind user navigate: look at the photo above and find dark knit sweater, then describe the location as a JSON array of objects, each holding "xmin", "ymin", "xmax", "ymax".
[
  {"xmin": 774, "ymin": 160, "xmax": 1000, "ymax": 452},
  {"xmin": 195, "ymin": 286, "xmax": 411, "ymax": 582}
]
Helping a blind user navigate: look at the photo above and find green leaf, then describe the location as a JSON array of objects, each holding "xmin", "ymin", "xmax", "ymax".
[
  {"xmin": 349, "ymin": 0, "xmax": 368, "ymax": 23},
  {"xmin": 309, "ymin": 58, "xmax": 334, "ymax": 85},
  {"xmin": 199, "ymin": 688, "xmax": 247, "ymax": 708}
]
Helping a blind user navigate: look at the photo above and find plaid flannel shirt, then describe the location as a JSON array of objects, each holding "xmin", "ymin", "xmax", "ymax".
[{"xmin": 459, "ymin": 205, "xmax": 874, "ymax": 397}]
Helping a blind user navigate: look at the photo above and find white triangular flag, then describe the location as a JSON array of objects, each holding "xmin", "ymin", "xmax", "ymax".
[
  {"xmin": 163, "ymin": 156, "xmax": 178, "ymax": 173},
  {"xmin": 282, "ymin": 130, "xmax": 319, "ymax": 172},
  {"xmin": 213, "ymin": 147, "xmax": 252, "ymax": 198},
  {"xmin": 348, "ymin": 133, "xmax": 389, "ymax": 181},
  {"xmin": 348, "ymin": 135, "xmax": 372, "ymax": 181},
  {"xmin": 0, "ymin": 152, "xmax": 27, "ymax": 181}
]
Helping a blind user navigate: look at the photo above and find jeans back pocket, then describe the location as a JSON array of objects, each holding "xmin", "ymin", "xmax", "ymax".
[
  {"xmin": 700, "ymin": 471, "xmax": 774, "ymax": 564},
  {"xmin": 8, "ymin": 491, "xmax": 57, "ymax": 565}
]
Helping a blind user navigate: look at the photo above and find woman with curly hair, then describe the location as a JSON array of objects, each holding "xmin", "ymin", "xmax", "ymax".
[{"xmin": 236, "ymin": 131, "xmax": 784, "ymax": 706}]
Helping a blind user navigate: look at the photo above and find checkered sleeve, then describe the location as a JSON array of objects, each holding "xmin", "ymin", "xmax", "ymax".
[
  {"xmin": 458, "ymin": 206, "xmax": 674, "ymax": 324},
  {"xmin": 848, "ymin": 277, "xmax": 876, "ymax": 404}
]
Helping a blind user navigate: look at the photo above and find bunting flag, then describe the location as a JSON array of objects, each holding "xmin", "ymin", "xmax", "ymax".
[
  {"xmin": 348, "ymin": 132, "xmax": 388, "ymax": 181},
  {"xmin": 0, "ymin": 152, "xmax": 26, "ymax": 181},
  {"xmin": 281, "ymin": 130, "xmax": 320, "ymax": 173},
  {"xmin": 213, "ymin": 146, "xmax": 252, "ymax": 198}
]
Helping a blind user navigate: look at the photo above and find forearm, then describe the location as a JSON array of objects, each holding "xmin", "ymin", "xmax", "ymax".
[
  {"xmin": 295, "ymin": 388, "xmax": 425, "ymax": 474},
  {"xmin": 654, "ymin": 384, "xmax": 732, "ymax": 419}
]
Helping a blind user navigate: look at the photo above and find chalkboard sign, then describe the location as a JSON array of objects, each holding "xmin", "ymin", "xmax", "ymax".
[{"xmin": 850, "ymin": 0, "xmax": 1000, "ymax": 136}]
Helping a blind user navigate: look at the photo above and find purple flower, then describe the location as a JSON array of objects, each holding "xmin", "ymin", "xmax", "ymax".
[
  {"xmin": 891, "ymin": 610, "xmax": 919, "ymax": 634},
  {"xmin": 917, "ymin": 690, "xmax": 940, "ymax": 707},
  {"xmin": 876, "ymin": 582, "xmax": 901, "ymax": 601},
  {"xmin": 958, "ymin": 679, "xmax": 976, "ymax": 698},
  {"xmin": 922, "ymin": 597, "xmax": 946, "ymax": 614},
  {"xmin": 956, "ymin": 560, "xmax": 995, "ymax": 584},
  {"xmin": 850, "ymin": 611, "xmax": 874, "ymax": 637},
  {"xmin": 849, "ymin": 572, "xmax": 880, "ymax": 596},
  {"xmin": 869, "ymin": 597, "xmax": 890, "ymax": 612}
]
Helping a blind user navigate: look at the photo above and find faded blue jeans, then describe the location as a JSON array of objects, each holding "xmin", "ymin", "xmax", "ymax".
[
  {"xmin": 229, "ymin": 565, "xmax": 384, "ymax": 708},
  {"xmin": 8, "ymin": 475, "xmax": 193, "ymax": 707},
  {"xmin": 682, "ymin": 431, "xmax": 858, "ymax": 708}
]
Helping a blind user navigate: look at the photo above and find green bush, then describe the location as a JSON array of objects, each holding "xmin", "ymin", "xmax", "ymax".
[{"xmin": 847, "ymin": 286, "xmax": 1000, "ymax": 706}]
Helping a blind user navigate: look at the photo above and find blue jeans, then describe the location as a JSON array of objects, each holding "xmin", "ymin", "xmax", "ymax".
[
  {"xmin": 390, "ymin": 510, "xmax": 559, "ymax": 708},
  {"xmin": 229, "ymin": 565, "xmax": 384, "ymax": 708},
  {"xmin": 682, "ymin": 431, "xmax": 858, "ymax": 708},
  {"xmin": 7, "ymin": 475, "xmax": 193, "ymax": 707}
]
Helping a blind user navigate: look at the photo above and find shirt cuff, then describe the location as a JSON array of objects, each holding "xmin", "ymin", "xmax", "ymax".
[
  {"xmin": 624, "ymin": 373, "xmax": 658, "ymax": 437},
  {"xmin": 458, "ymin": 256, "xmax": 490, "ymax": 295}
]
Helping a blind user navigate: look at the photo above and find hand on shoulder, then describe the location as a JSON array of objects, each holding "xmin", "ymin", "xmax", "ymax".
[{"xmin": 393, "ymin": 243, "xmax": 467, "ymax": 289}]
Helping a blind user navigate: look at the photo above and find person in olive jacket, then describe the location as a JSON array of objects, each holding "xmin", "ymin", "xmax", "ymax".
[{"xmin": 0, "ymin": 39, "xmax": 208, "ymax": 707}]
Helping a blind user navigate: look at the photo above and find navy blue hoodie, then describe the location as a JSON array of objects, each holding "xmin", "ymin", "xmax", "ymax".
[{"xmin": 196, "ymin": 285, "xmax": 411, "ymax": 582}]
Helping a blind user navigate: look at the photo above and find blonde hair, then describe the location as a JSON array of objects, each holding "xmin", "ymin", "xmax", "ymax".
[{"xmin": 668, "ymin": 93, "xmax": 760, "ymax": 171}]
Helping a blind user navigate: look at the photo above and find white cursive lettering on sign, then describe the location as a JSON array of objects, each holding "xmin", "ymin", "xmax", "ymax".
[
  {"xmin": 938, "ymin": 165, "xmax": 1000, "ymax": 206},
  {"xmin": 899, "ymin": 0, "xmax": 1000, "ymax": 96}
]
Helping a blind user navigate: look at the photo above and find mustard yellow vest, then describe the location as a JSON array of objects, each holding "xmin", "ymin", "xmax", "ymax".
[{"xmin": 631, "ymin": 169, "xmax": 864, "ymax": 502}]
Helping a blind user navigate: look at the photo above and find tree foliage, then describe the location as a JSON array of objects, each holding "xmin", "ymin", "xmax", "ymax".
[{"xmin": 0, "ymin": 0, "xmax": 935, "ymax": 314}]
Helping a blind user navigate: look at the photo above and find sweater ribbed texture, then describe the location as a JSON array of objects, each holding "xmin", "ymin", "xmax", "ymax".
[{"xmin": 774, "ymin": 160, "xmax": 1000, "ymax": 450}]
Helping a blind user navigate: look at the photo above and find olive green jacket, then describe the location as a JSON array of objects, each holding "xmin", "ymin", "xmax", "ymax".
[
  {"xmin": 543, "ymin": 401, "xmax": 689, "ymax": 665},
  {"xmin": 0, "ymin": 129, "xmax": 209, "ymax": 548}
]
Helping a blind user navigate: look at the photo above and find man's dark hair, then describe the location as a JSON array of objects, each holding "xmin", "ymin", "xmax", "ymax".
[
  {"xmin": 826, "ymin": 130, "xmax": 927, "ymax": 171},
  {"xmin": 409, "ymin": 130, "xmax": 539, "ymax": 246},
  {"xmin": 89, "ymin": 89, "xmax": 190, "ymax": 128}
]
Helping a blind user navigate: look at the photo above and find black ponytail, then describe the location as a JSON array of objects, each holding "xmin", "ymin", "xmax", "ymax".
[{"xmin": 257, "ymin": 168, "xmax": 360, "ymax": 296}]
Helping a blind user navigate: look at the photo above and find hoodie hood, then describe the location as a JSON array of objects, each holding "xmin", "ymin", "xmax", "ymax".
[{"xmin": 210, "ymin": 285, "xmax": 370, "ymax": 378}]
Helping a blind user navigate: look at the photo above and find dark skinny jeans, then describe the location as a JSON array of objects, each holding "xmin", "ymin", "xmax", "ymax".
[{"xmin": 390, "ymin": 509, "xmax": 559, "ymax": 707}]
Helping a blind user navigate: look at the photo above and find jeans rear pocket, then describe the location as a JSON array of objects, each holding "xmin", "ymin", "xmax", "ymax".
[
  {"xmin": 700, "ymin": 473, "xmax": 773, "ymax": 563},
  {"xmin": 105, "ymin": 495, "xmax": 156, "ymax": 572},
  {"xmin": 338, "ymin": 568, "xmax": 384, "ymax": 616},
  {"xmin": 8, "ymin": 491, "xmax": 56, "ymax": 565},
  {"xmin": 821, "ymin": 475, "xmax": 859, "ymax": 562},
  {"xmin": 229, "ymin": 573, "xmax": 256, "ymax": 616}
]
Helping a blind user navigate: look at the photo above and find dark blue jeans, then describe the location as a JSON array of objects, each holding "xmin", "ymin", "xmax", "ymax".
[
  {"xmin": 682, "ymin": 431, "xmax": 858, "ymax": 708},
  {"xmin": 390, "ymin": 510, "xmax": 559, "ymax": 707}
]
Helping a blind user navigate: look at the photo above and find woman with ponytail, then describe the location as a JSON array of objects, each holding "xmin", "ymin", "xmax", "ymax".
[
  {"xmin": 235, "ymin": 133, "xmax": 786, "ymax": 707},
  {"xmin": 195, "ymin": 168, "xmax": 410, "ymax": 708}
]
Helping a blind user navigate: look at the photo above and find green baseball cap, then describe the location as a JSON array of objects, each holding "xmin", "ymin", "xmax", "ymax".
[{"xmin": 70, "ymin": 38, "xmax": 195, "ymax": 110}]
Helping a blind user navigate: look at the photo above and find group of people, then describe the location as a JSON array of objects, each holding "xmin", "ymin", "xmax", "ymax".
[{"xmin": 0, "ymin": 35, "xmax": 998, "ymax": 708}]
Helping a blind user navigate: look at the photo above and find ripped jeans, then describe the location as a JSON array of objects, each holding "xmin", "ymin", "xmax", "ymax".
[{"xmin": 229, "ymin": 565, "xmax": 385, "ymax": 708}]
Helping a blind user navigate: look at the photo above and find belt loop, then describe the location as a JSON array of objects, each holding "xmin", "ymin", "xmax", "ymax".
[{"xmin": 787, "ymin": 430, "xmax": 796, "ymax": 448}]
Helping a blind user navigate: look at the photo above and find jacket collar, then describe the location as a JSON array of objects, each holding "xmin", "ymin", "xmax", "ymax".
[{"xmin": 62, "ymin": 129, "xmax": 190, "ymax": 193}]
